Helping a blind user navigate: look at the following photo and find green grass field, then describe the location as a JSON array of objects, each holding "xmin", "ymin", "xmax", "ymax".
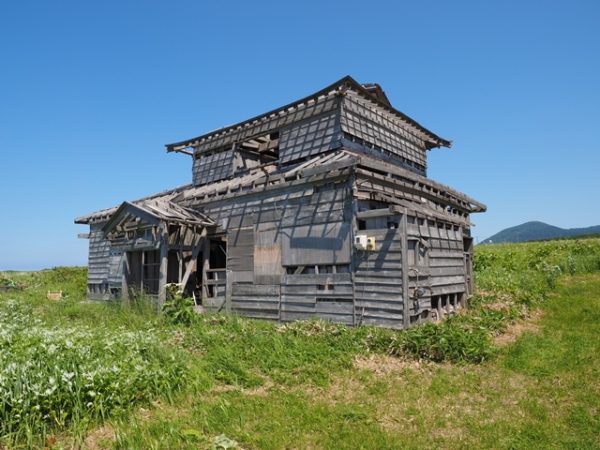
[{"xmin": 1, "ymin": 238, "xmax": 600, "ymax": 449}]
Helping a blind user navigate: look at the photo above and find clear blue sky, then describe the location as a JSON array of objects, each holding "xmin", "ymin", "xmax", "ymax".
[{"xmin": 1, "ymin": 0, "xmax": 599, "ymax": 270}]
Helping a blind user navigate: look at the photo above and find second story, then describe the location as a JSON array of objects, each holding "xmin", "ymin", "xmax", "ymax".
[{"xmin": 165, "ymin": 76, "xmax": 451, "ymax": 188}]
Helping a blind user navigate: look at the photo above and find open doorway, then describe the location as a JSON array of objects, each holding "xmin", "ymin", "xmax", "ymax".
[{"xmin": 193, "ymin": 237, "xmax": 227, "ymax": 305}]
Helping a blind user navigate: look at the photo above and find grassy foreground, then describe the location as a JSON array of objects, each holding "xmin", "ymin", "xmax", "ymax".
[{"xmin": 0, "ymin": 238, "xmax": 599, "ymax": 448}]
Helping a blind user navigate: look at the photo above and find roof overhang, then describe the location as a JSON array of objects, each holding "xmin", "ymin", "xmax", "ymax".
[
  {"xmin": 102, "ymin": 200, "xmax": 215, "ymax": 236},
  {"xmin": 165, "ymin": 75, "xmax": 451, "ymax": 154}
]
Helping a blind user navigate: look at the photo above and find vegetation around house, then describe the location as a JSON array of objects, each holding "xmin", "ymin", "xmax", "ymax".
[{"xmin": 1, "ymin": 238, "xmax": 600, "ymax": 448}]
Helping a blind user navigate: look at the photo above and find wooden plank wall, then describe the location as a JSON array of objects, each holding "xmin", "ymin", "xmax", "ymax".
[
  {"xmin": 406, "ymin": 220, "xmax": 466, "ymax": 297},
  {"xmin": 192, "ymin": 147, "xmax": 235, "ymax": 186},
  {"xmin": 281, "ymin": 273, "xmax": 353, "ymax": 324},
  {"xmin": 108, "ymin": 248, "xmax": 124, "ymax": 290},
  {"xmin": 194, "ymin": 93, "xmax": 340, "ymax": 154},
  {"xmin": 202, "ymin": 179, "xmax": 353, "ymax": 323},
  {"xmin": 340, "ymin": 90, "xmax": 428, "ymax": 173},
  {"xmin": 353, "ymin": 228, "xmax": 405, "ymax": 328},
  {"xmin": 87, "ymin": 222, "xmax": 111, "ymax": 299},
  {"xmin": 279, "ymin": 108, "xmax": 342, "ymax": 164}
]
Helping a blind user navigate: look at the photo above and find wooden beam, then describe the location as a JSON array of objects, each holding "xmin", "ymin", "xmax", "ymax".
[
  {"xmin": 178, "ymin": 242, "xmax": 183, "ymax": 283},
  {"xmin": 158, "ymin": 227, "xmax": 169, "ymax": 307},
  {"xmin": 201, "ymin": 236, "xmax": 210, "ymax": 302},
  {"xmin": 180, "ymin": 227, "xmax": 207, "ymax": 289},
  {"xmin": 121, "ymin": 252, "xmax": 129, "ymax": 303},
  {"xmin": 356, "ymin": 206, "xmax": 398, "ymax": 219},
  {"xmin": 401, "ymin": 209, "xmax": 410, "ymax": 329},
  {"xmin": 225, "ymin": 269, "xmax": 232, "ymax": 314}
]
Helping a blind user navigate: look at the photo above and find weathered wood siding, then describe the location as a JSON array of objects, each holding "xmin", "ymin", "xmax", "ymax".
[
  {"xmin": 279, "ymin": 107, "xmax": 342, "ymax": 164},
  {"xmin": 200, "ymin": 179, "xmax": 353, "ymax": 322},
  {"xmin": 193, "ymin": 92, "xmax": 340, "ymax": 155},
  {"xmin": 108, "ymin": 248, "xmax": 124, "ymax": 289},
  {"xmin": 425, "ymin": 223, "xmax": 466, "ymax": 296},
  {"xmin": 341, "ymin": 90, "xmax": 428, "ymax": 175},
  {"xmin": 281, "ymin": 273, "xmax": 353, "ymax": 324},
  {"xmin": 87, "ymin": 222, "xmax": 110, "ymax": 299},
  {"xmin": 193, "ymin": 148, "xmax": 235, "ymax": 186},
  {"xmin": 353, "ymin": 228, "xmax": 405, "ymax": 328}
]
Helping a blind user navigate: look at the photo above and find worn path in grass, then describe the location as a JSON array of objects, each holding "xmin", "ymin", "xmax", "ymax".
[{"xmin": 103, "ymin": 273, "xmax": 600, "ymax": 449}]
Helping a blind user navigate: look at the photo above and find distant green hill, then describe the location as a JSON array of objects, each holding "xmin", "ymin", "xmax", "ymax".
[{"xmin": 482, "ymin": 221, "xmax": 600, "ymax": 244}]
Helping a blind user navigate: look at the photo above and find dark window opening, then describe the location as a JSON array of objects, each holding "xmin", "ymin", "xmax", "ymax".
[
  {"xmin": 285, "ymin": 264, "xmax": 351, "ymax": 275},
  {"xmin": 209, "ymin": 239, "xmax": 227, "ymax": 269},
  {"xmin": 235, "ymin": 132, "xmax": 280, "ymax": 169},
  {"xmin": 317, "ymin": 284, "xmax": 334, "ymax": 291},
  {"xmin": 408, "ymin": 239, "xmax": 427, "ymax": 266},
  {"xmin": 318, "ymin": 265, "xmax": 334, "ymax": 274},
  {"xmin": 316, "ymin": 297, "xmax": 352, "ymax": 303},
  {"xmin": 336, "ymin": 264, "xmax": 350, "ymax": 273}
]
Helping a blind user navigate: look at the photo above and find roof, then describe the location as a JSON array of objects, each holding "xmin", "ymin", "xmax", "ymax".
[
  {"xmin": 74, "ymin": 183, "xmax": 192, "ymax": 225},
  {"xmin": 165, "ymin": 76, "xmax": 451, "ymax": 153},
  {"xmin": 102, "ymin": 199, "xmax": 215, "ymax": 235},
  {"xmin": 76, "ymin": 148, "xmax": 485, "ymax": 226}
]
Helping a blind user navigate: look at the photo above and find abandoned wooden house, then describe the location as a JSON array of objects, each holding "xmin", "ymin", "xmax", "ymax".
[{"xmin": 75, "ymin": 76, "xmax": 486, "ymax": 328}]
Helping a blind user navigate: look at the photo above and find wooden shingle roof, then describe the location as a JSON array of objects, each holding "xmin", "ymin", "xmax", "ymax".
[{"xmin": 165, "ymin": 76, "xmax": 451, "ymax": 153}]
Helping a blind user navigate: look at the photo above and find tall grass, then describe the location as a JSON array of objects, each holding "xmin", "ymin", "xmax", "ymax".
[
  {"xmin": 1, "ymin": 239, "xmax": 600, "ymax": 446},
  {"xmin": 0, "ymin": 269, "xmax": 188, "ymax": 447}
]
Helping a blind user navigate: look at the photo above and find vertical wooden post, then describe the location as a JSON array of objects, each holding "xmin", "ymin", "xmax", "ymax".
[
  {"xmin": 178, "ymin": 237, "xmax": 184, "ymax": 284},
  {"xmin": 158, "ymin": 224, "xmax": 169, "ymax": 308},
  {"xmin": 121, "ymin": 252, "xmax": 129, "ymax": 303},
  {"xmin": 140, "ymin": 250, "xmax": 145, "ymax": 293},
  {"xmin": 201, "ymin": 236, "xmax": 210, "ymax": 303},
  {"xmin": 349, "ymin": 176, "xmax": 358, "ymax": 327},
  {"xmin": 225, "ymin": 269, "xmax": 232, "ymax": 313},
  {"xmin": 401, "ymin": 208, "xmax": 410, "ymax": 329}
]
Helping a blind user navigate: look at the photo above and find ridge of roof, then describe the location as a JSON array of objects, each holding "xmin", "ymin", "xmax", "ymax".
[
  {"xmin": 74, "ymin": 183, "xmax": 193, "ymax": 225},
  {"xmin": 165, "ymin": 76, "xmax": 451, "ymax": 152}
]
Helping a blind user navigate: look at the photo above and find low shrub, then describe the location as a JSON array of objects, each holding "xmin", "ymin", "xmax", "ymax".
[{"xmin": 162, "ymin": 284, "xmax": 196, "ymax": 326}]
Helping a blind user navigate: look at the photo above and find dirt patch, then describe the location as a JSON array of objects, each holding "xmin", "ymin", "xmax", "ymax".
[
  {"xmin": 474, "ymin": 289, "xmax": 517, "ymax": 311},
  {"xmin": 354, "ymin": 354, "xmax": 439, "ymax": 375},
  {"xmin": 210, "ymin": 379, "xmax": 274, "ymax": 397},
  {"xmin": 83, "ymin": 425, "xmax": 115, "ymax": 450},
  {"xmin": 494, "ymin": 309, "xmax": 543, "ymax": 347}
]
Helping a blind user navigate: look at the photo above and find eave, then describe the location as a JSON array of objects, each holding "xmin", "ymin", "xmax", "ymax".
[{"xmin": 165, "ymin": 76, "xmax": 451, "ymax": 154}]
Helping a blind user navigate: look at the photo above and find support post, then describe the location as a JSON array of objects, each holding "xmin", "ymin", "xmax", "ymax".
[
  {"xmin": 180, "ymin": 227, "xmax": 206, "ymax": 290},
  {"xmin": 401, "ymin": 208, "xmax": 410, "ymax": 329},
  {"xmin": 178, "ymin": 238, "xmax": 183, "ymax": 283},
  {"xmin": 121, "ymin": 252, "xmax": 129, "ymax": 304},
  {"xmin": 201, "ymin": 236, "xmax": 210, "ymax": 302},
  {"xmin": 158, "ymin": 225, "xmax": 169, "ymax": 308},
  {"xmin": 140, "ymin": 250, "xmax": 145, "ymax": 293},
  {"xmin": 225, "ymin": 269, "xmax": 232, "ymax": 313}
]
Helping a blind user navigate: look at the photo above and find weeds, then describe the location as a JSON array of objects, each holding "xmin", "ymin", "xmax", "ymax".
[
  {"xmin": 0, "ymin": 283, "xmax": 187, "ymax": 447},
  {"xmin": 162, "ymin": 284, "xmax": 196, "ymax": 326},
  {"xmin": 1, "ymin": 239, "xmax": 600, "ymax": 446}
]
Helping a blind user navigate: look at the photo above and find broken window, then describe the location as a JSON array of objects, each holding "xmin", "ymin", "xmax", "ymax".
[
  {"xmin": 234, "ymin": 131, "xmax": 279, "ymax": 173},
  {"xmin": 408, "ymin": 239, "xmax": 428, "ymax": 266},
  {"xmin": 285, "ymin": 264, "xmax": 350, "ymax": 275}
]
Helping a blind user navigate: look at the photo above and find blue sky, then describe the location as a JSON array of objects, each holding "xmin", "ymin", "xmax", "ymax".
[{"xmin": 1, "ymin": 0, "xmax": 599, "ymax": 270}]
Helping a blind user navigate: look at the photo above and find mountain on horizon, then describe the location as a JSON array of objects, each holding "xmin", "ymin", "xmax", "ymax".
[{"xmin": 482, "ymin": 221, "xmax": 600, "ymax": 244}]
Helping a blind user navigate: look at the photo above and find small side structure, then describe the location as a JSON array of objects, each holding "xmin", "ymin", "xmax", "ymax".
[{"xmin": 75, "ymin": 76, "xmax": 486, "ymax": 328}]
